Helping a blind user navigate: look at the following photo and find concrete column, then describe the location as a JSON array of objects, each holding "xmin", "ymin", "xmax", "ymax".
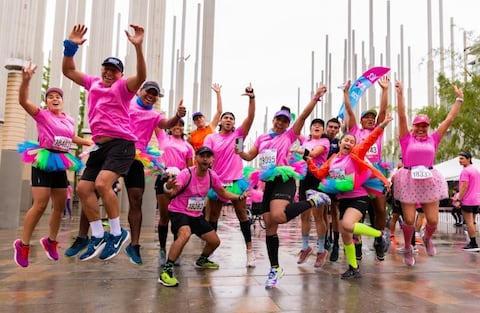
[{"xmin": 0, "ymin": 62, "xmax": 27, "ymax": 228}]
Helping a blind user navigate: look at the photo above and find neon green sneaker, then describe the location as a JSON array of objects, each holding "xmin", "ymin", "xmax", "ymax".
[
  {"xmin": 158, "ymin": 267, "xmax": 179, "ymax": 287},
  {"xmin": 194, "ymin": 256, "xmax": 219, "ymax": 269}
]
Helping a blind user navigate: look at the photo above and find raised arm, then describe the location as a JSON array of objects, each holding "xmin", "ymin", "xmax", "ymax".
[
  {"xmin": 209, "ymin": 83, "xmax": 223, "ymax": 128},
  {"xmin": 19, "ymin": 62, "xmax": 40, "ymax": 116},
  {"xmin": 343, "ymin": 80, "xmax": 357, "ymax": 131},
  {"xmin": 395, "ymin": 80, "xmax": 409, "ymax": 139},
  {"xmin": 436, "ymin": 85, "xmax": 464, "ymax": 139},
  {"xmin": 62, "ymin": 24, "xmax": 88, "ymax": 86},
  {"xmin": 355, "ymin": 113, "xmax": 393, "ymax": 159},
  {"xmin": 125, "ymin": 24, "xmax": 147, "ymax": 93},
  {"xmin": 239, "ymin": 84, "xmax": 256, "ymax": 136},
  {"xmin": 158, "ymin": 99, "xmax": 187, "ymax": 129},
  {"xmin": 376, "ymin": 76, "xmax": 390, "ymax": 124},
  {"xmin": 292, "ymin": 84, "xmax": 327, "ymax": 135}
]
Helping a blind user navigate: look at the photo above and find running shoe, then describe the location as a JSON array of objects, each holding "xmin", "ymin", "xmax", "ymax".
[
  {"xmin": 314, "ymin": 251, "xmax": 328, "ymax": 268},
  {"xmin": 64, "ymin": 236, "xmax": 89, "ymax": 257},
  {"xmin": 79, "ymin": 233, "xmax": 107, "ymax": 261},
  {"xmin": 397, "ymin": 246, "xmax": 419, "ymax": 254},
  {"xmin": 403, "ymin": 246, "xmax": 415, "ymax": 266},
  {"xmin": 13, "ymin": 239, "xmax": 29, "ymax": 268},
  {"xmin": 125, "ymin": 244, "xmax": 143, "ymax": 265},
  {"xmin": 462, "ymin": 242, "xmax": 480, "ymax": 252},
  {"xmin": 306, "ymin": 189, "xmax": 331, "ymax": 207},
  {"xmin": 99, "ymin": 228, "xmax": 130, "ymax": 261},
  {"xmin": 159, "ymin": 265, "xmax": 179, "ymax": 287},
  {"xmin": 330, "ymin": 244, "xmax": 339, "ymax": 262},
  {"xmin": 39, "ymin": 237, "xmax": 59, "ymax": 261},
  {"xmin": 374, "ymin": 236, "xmax": 385, "ymax": 261},
  {"xmin": 341, "ymin": 265, "xmax": 361, "ymax": 279},
  {"xmin": 423, "ymin": 236, "xmax": 437, "ymax": 256},
  {"xmin": 195, "ymin": 255, "xmax": 219, "ymax": 269},
  {"xmin": 265, "ymin": 267, "xmax": 285, "ymax": 289},
  {"xmin": 297, "ymin": 246, "xmax": 313, "ymax": 264},
  {"xmin": 390, "ymin": 235, "xmax": 399, "ymax": 245},
  {"xmin": 246, "ymin": 249, "xmax": 256, "ymax": 268}
]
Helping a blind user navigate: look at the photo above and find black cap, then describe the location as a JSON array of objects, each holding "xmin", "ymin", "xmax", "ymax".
[
  {"xmin": 196, "ymin": 146, "xmax": 214, "ymax": 156},
  {"xmin": 459, "ymin": 151, "xmax": 473, "ymax": 163},
  {"xmin": 102, "ymin": 57, "xmax": 124, "ymax": 72},
  {"xmin": 142, "ymin": 81, "xmax": 163, "ymax": 97},
  {"xmin": 310, "ymin": 118, "xmax": 325, "ymax": 127}
]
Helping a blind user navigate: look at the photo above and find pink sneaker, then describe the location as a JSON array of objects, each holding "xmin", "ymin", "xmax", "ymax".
[
  {"xmin": 314, "ymin": 251, "xmax": 328, "ymax": 268},
  {"xmin": 403, "ymin": 246, "xmax": 415, "ymax": 266},
  {"xmin": 423, "ymin": 236, "xmax": 437, "ymax": 256},
  {"xmin": 13, "ymin": 239, "xmax": 29, "ymax": 268},
  {"xmin": 40, "ymin": 237, "xmax": 59, "ymax": 261},
  {"xmin": 297, "ymin": 246, "xmax": 312, "ymax": 264}
]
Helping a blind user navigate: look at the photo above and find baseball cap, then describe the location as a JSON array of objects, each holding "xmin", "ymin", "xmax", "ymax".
[
  {"xmin": 412, "ymin": 114, "xmax": 430, "ymax": 125},
  {"xmin": 310, "ymin": 118, "xmax": 325, "ymax": 127},
  {"xmin": 361, "ymin": 109, "xmax": 377, "ymax": 119},
  {"xmin": 192, "ymin": 112, "xmax": 204, "ymax": 120},
  {"xmin": 274, "ymin": 109, "xmax": 292, "ymax": 122},
  {"xmin": 142, "ymin": 81, "xmax": 163, "ymax": 97},
  {"xmin": 101, "ymin": 57, "xmax": 124, "ymax": 73},
  {"xmin": 45, "ymin": 87, "xmax": 63, "ymax": 98},
  {"xmin": 196, "ymin": 146, "xmax": 214, "ymax": 156}
]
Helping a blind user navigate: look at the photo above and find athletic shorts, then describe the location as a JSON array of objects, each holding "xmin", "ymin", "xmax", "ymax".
[
  {"xmin": 81, "ymin": 139, "xmax": 135, "ymax": 181},
  {"xmin": 154, "ymin": 175, "xmax": 169, "ymax": 195},
  {"xmin": 338, "ymin": 196, "xmax": 370, "ymax": 220},
  {"xmin": 123, "ymin": 160, "xmax": 145, "ymax": 189},
  {"xmin": 169, "ymin": 211, "xmax": 213, "ymax": 237},
  {"xmin": 461, "ymin": 205, "xmax": 479, "ymax": 214},
  {"xmin": 298, "ymin": 171, "xmax": 321, "ymax": 201},
  {"xmin": 262, "ymin": 176, "xmax": 296, "ymax": 213},
  {"xmin": 31, "ymin": 166, "xmax": 68, "ymax": 188}
]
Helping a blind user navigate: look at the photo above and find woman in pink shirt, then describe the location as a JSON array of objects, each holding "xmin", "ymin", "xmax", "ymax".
[
  {"xmin": 237, "ymin": 85, "xmax": 330, "ymax": 289},
  {"xmin": 13, "ymin": 62, "xmax": 91, "ymax": 268},
  {"xmin": 156, "ymin": 119, "xmax": 194, "ymax": 266},
  {"xmin": 203, "ymin": 85, "xmax": 256, "ymax": 267},
  {"xmin": 394, "ymin": 81, "xmax": 464, "ymax": 266}
]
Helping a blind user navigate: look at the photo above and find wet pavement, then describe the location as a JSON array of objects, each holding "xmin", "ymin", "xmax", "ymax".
[{"xmin": 1, "ymin": 207, "xmax": 480, "ymax": 313}]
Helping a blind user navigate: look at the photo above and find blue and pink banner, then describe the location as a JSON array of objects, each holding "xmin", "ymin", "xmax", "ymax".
[{"xmin": 337, "ymin": 66, "xmax": 390, "ymax": 119}]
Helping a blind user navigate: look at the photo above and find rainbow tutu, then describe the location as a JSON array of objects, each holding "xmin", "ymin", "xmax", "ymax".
[{"xmin": 17, "ymin": 140, "xmax": 83, "ymax": 172}]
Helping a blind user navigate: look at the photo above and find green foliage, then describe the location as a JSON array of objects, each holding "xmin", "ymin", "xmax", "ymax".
[{"xmin": 40, "ymin": 59, "xmax": 51, "ymax": 109}]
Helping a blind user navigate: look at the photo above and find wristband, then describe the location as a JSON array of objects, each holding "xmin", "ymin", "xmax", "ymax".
[
  {"xmin": 455, "ymin": 97, "xmax": 464, "ymax": 102},
  {"xmin": 312, "ymin": 96, "xmax": 321, "ymax": 102},
  {"xmin": 163, "ymin": 182, "xmax": 173, "ymax": 193},
  {"xmin": 63, "ymin": 39, "xmax": 79, "ymax": 57}
]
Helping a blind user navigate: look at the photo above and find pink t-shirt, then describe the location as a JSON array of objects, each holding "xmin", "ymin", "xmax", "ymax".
[
  {"xmin": 33, "ymin": 109, "xmax": 75, "ymax": 151},
  {"xmin": 203, "ymin": 127, "xmax": 245, "ymax": 182},
  {"xmin": 254, "ymin": 128, "xmax": 298, "ymax": 167},
  {"xmin": 459, "ymin": 165, "xmax": 480, "ymax": 206},
  {"xmin": 329, "ymin": 154, "xmax": 368, "ymax": 199},
  {"xmin": 399, "ymin": 132, "xmax": 440, "ymax": 167},
  {"xmin": 302, "ymin": 137, "xmax": 330, "ymax": 165},
  {"xmin": 350, "ymin": 125, "xmax": 383, "ymax": 163},
  {"xmin": 157, "ymin": 129, "xmax": 194, "ymax": 169},
  {"xmin": 168, "ymin": 167, "xmax": 223, "ymax": 217},
  {"xmin": 83, "ymin": 75, "xmax": 137, "ymax": 142},
  {"xmin": 129, "ymin": 98, "xmax": 165, "ymax": 150}
]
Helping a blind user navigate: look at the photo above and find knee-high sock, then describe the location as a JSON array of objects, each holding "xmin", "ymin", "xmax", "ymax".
[
  {"xmin": 353, "ymin": 223, "xmax": 382, "ymax": 237},
  {"xmin": 423, "ymin": 224, "xmax": 437, "ymax": 241},
  {"xmin": 239, "ymin": 220, "xmax": 252, "ymax": 244},
  {"xmin": 266, "ymin": 234, "xmax": 279, "ymax": 267},
  {"xmin": 333, "ymin": 231, "xmax": 340, "ymax": 246},
  {"xmin": 402, "ymin": 224, "xmax": 415, "ymax": 249},
  {"xmin": 158, "ymin": 225, "xmax": 168, "ymax": 250},
  {"xmin": 285, "ymin": 201, "xmax": 312, "ymax": 222},
  {"xmin": 344, "ymin": 243, "xmax": 358, "ymax": 269}
]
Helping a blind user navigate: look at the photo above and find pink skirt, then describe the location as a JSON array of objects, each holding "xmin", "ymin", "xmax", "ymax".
[{"xmin": 393, "ymin": 168, "xmax": 448, "ymax": 203}]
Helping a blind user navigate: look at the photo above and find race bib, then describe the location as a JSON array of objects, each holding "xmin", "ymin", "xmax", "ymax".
[
  {"xmin": 259, "ymin": 149, "xmax": 277, "ymax": 170},
  {"xmin": 366, "ymin": 143, "xmax": 378, "ymax": 156},
  {"xmin": 410, "ymin": 166, "xmax": 433, "ymax": 180},
  {"xmin": 52, "ymin": 136, "xmax": 72, "ymax": 152},
  {"xmin": 187, "ymin": 197, "xmax": 205, "ymax": 212},
  {"xmin": 329, "ymin": 168, "xmax": 346, "ymax": 179},
  {"xmin": 222, "ymin": 181, "xmax": 233, "ymax": 188}
]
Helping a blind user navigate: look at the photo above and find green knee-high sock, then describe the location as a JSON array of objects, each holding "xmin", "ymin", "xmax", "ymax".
[
  {"xmin": 353, "ymin": 223, "xmax": 381, "ymax": 238},
  {"xmin": 344, "ymin": 243, "xmax": 358, "ymax": 268}
]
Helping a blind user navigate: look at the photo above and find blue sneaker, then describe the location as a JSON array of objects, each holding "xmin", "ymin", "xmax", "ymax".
[
  {"xmin": 79, "ymin": 233, "xmax": 107, "ymax": 261},
  {"xmin": 99, "ymin": 228, "xmax": 130, "ymax": 261},
  {"xmin": 125, "ymin": 244, "xmax": 143, "ymax": 265},
  {"xmin": 64, "ymin": 236, "xmax": 89, "ymax": 257}
]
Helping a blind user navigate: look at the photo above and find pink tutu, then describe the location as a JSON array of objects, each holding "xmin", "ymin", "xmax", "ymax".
[{"xmin": 393, "ymin": 168, "xmax": 448, "ymax": 203}]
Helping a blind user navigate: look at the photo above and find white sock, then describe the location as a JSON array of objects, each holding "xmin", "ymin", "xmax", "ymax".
[
  {"xmin": 90, "ymin": 220, "xmax": 105, "ymax": 238},
  {"xmin": 109, "ymin": 217, "xmax": 121, "ymax": 236}
]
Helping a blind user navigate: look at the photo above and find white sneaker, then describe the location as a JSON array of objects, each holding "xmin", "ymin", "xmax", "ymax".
[{"xmin": 246, "ymin": 249, "xmax": 256, "ymax": 268}]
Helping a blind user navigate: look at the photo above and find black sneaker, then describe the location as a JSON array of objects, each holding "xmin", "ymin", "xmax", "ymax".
[
  {"xmin": 374, "ymin": 236, "xmax": 385, "ymax": 261},
  {"xmin": 462, "ymin": 242, "xmax": 480, "ymax": 252},
  {"xmin": 355, "ymin": 241, "xmax": 363, "ymax": 260},
  {"xmin": 341, "ymin": 265, "xmax": 361, "ymax": 279},
  {"xmin": 330, "ymin": 244, "xmax": 339, "ymax": 262}
]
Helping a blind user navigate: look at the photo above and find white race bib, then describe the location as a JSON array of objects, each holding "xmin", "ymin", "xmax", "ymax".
[
  {"xmin": 52, "ymin": 136, "xmax": 72, "ymax": 152},
  {"xmin": 410, "ymin": 166, "xmax": 433, "ymax": 180},
  {"xmin": 329, "ymin": 168, "xmax": 346, "ymax": 180},
  {"xmin": 187, "ymin": 196, "xmax": 205, "ymax": 212},
  {"xmin": 222, "ymin": 181, "xmax": 233, "ymax": 188},
  {"xmin": 366, "ymin": 143, "xmax": 378, "ymax": 156},
  {"xmin": 259, "ymin": 149, "xmax": 277, "ymax": 170}
]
